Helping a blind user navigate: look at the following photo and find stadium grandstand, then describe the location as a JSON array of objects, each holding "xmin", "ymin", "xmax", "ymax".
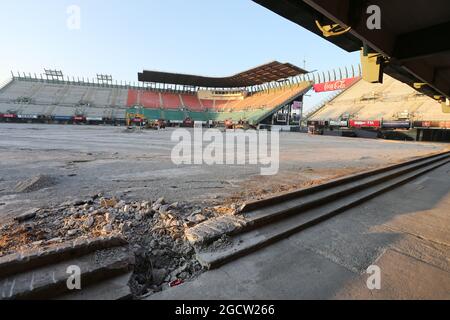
[
  {"xmin": 0, "ymin": 71, "xmax": 129, "ymax": 125},
  {"xmin": 0, "ymin": 62, "xmax": 313, "ymax": 128},
  {"xmin": 307, "ymin": 74, "xmax": 450, "ymax": 142}
]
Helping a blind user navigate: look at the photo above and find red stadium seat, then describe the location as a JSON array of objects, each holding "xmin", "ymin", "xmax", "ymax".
[
  {"xmin": 214, "ymin": 100, "xmax": 229, "ymax": 111},
  {"xmin": 127, "ymin": 90, "xmax": 139, "ymax": 107},
  {"xmin": 127, "ymin": 83, "xmax": 310, "ymax": 113},
  {"xmin": 162, "ymin": 93, "xmax": 182, "ymax": 109},
  {"xmin": 200, "ymin": 99, "xmax": 214, "ymax": 109},
  {"xmin": 181, "ymin": 94, "xmax": 203, "ymax": 111},
  {"xmin": 141, "ymin": 91, "xmax": 162, "ymax": 108}
]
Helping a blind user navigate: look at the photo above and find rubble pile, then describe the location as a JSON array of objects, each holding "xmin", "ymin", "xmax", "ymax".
[{"xmin": 0, "ymin": 193, "xmax": 242, "ymax": 298}]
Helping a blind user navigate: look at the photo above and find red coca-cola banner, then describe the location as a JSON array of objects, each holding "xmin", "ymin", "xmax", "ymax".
[
  {"xmin": 350, "ymin": 120, "xmax": 381, "ymax": 128},
  {"xmin": 314, "ymin": 77, "xmax": 360, "ymax": 93}
]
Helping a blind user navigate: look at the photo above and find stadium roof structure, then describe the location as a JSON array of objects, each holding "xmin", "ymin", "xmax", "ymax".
[
  {"xmin": 138, "ymin": 61, "xmax": 308, "ymax": 88},
  {"xmin": 253, "ymin": 0, "xmax": 450, "ymax": 100}
]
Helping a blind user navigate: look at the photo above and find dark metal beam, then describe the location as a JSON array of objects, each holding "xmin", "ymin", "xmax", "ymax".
[
  {"xmin": 403, "ymin": 61, "xmax": 450, "ymax": 97},
  {"xmin": 302, "ymin": 0, "xmax": 396, "ymax": 56},
  {"xmin": 394, "ymin": 21, "xmax": 450, "ymax": 61},
  {"xmin": 254, "ymin": 0, "xmax": 450, "ymax": 99}
]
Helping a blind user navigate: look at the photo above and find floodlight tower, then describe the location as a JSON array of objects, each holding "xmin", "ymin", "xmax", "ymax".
[
  {"xmin": 44, "ymin": 69, "xmax": 64, "ymax": 81},
  {"xmin": 97, "ymin": 74, "xmax": 113, "ymax": 85}
]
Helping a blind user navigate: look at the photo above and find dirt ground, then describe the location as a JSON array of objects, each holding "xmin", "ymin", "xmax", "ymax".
[{"xmin": 0, "ymin": 123, "xmax": 447, "ymax": 224}]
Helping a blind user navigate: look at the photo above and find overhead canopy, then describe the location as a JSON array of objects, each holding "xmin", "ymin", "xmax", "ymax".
[
  {"xmin": 138, "ymin": 61, "xmax": 308, "ymax": 88},
  {"xmin": 253, "ymin": 0, "xmax": 450, "ymax": 99}
]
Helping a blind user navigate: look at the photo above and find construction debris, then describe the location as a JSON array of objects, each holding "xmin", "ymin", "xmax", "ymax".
[
  {"xmin": 0, "ymin": 193, "xmax": 242, "ymax": 299},
  {"xmin": 13, "ymin": 208, "xmax": 39, "ymax": 223},
  {"xmin": 185, "ymin": 215, "xmax": 248, "ymax": 245}
]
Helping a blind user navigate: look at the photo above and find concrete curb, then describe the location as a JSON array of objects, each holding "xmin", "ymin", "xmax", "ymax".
[
  {"xmin": 0, "ymin": 236, "xmax": 127, "ymax": 279},
  {"xmin": 242, "ymin": 151, "xmax": 450, "ymax": 213},
  {"xmin": 196, "ymin": 152, "xmax": 450, "ymax": 269}
]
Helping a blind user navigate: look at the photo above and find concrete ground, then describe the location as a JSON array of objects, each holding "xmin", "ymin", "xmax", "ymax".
[
  {"xmin": 0, "ymin": 123, "xmax": 447, "ymax": 224},
  {"xmin": 149, "ymin": 162, "xmax": 450, "ymax": 300}
]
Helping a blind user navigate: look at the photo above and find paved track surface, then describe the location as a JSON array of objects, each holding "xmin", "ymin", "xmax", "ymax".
[{"xmin": 149, "ymin": 163, "xmax": 450, "ymax": 300}]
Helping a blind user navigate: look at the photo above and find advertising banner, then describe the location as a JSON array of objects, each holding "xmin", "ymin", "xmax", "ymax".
[
  {"xmin": 292, "ymin": 101, "xmax": 303, "ymax": 110},
  {"xmin": 349, "ymin": 120, "xmax": 381, "ymax": 128},
  {"xmin": 382, "ymin": 121, "xmax": 410, "ymax": 129},
  {"xmin": 1, "ymin": 114, "xmax": 17, "ymax": 118},
  {"xmin": 18, "ymin": 115, "xmax": 38, "ymax": 119},
  {"xmin": 314, "ymin": 77, "xmax": 360, "ymax": 93},
  {"xmin": 53, "ymin": 116, "xmax": 73, "ymax": 121},
  {"xmin": 329, "ymin": 120, "xmax": 349, "ymax": 127}
]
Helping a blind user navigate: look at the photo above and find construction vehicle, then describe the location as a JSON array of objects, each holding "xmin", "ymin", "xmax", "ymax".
[
  {"xmin": 182, "ymin": 117, "xmax": 194, "ymax": 128},
  {"xmin": 126, "ymin": 112, "xmax": 166, "ymax": 130},
  {"xmin": 234, "ymin": 120, "xmax": 253, "ymax": 130},
  {"xmin": 224, "ymin": 119, "xmax": 234, "ymax": 129},
  {"xmin": 147, "ymin": 119, "xmax": 166, "ymax": 130}
]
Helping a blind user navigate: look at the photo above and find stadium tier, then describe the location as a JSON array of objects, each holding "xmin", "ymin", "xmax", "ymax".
[
  {"xmin": 0, "ymin": 78, "xmax": 129, "ymax": 123},
  {"xmin": 0, "ymin": 62, "xmax": 312, "ymax": 126},
  {"xmin": 0, "ymin": 78, "xmax": 311, "ymax": 125},
  {"xmin": 308, "ymin": 74, "xmax": 450, "ymax": 123},
  {"xmin": 127, "ymin": 81, "xmax": 312, "ymax": 125}
]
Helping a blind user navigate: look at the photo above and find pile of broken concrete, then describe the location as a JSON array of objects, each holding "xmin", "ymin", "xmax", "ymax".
[{"xmin": 0, "ymin": 193, "xmax": 246, "ymax": 298}]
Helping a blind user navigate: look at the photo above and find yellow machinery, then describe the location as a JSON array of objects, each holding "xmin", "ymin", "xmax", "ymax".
[
  {"xmin": 360, "ymin": 49, "xmax": 385, "ymax": 84},
  {"xmin": 315, "ymin": 20, "xmax": 351, "ymax": 38},
  {"xmin": 126, "ymin": 112, "xmax": 146, "ymax": 127},
  {"xmin": 126, "ymin": 112, "xmax": 166, "ymax": 129}
]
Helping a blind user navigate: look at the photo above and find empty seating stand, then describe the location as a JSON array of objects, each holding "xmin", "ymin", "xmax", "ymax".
[
  {"xmin": 1, "ymin": 76, "xmax": 312, "ymax": 126},
  {"xmin": 214, "ymin": 100, "xmax": 232, "ymax": 111},
  {"xmin": 161, "ymin": 93, "xmax": 182, "ymax": 109},
  {"xmin": 181, "ymin": 94, "xmax": 203, "ymax": 111},
  {"xmin": 200, "ymin": 99, "xmax": 214, "ymax": 110},
  {"xmin": 141, "ymin": 91, "xmax": 162, "ymax": 108},
  {"xmin": 126, "ymin": 90, "xmax": 139, "ymax": 107},
  {"xmin": 309, "ymin": 75, "xmax": 450, "ymax": 122}
]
